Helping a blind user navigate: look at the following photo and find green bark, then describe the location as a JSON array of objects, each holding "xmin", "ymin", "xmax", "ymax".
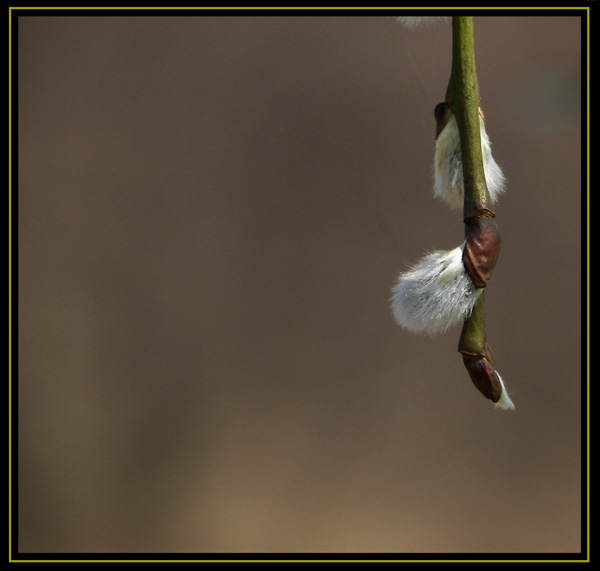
[
  {"xmin": 450, "ymin": 17, "xmax": 496, "ymax": 366},
  {"xmin": 445, "ymin": 16, "xmax": 493, "ymax": 217}
]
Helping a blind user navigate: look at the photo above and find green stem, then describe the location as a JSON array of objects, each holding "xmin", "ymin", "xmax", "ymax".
[
  {"xmin": 450, "ymin": 17, "xmax": 494, "ymax": 363},
  {"xmin": 458, "ymin": 291, "xmax": 491, "ymax": 360},
  {"xmin": 445, "ymin": 16, "xmax": 493, "ymax": 217}
]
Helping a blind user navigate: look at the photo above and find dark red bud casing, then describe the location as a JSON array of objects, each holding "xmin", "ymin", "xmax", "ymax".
[
  {"xmin": 434, "ymin": 102, "xmax": 452, "ymax": 139},
  {"xmin": 462, "ymin": 356, "xmax": 502, "ymax": 403},
  {"xmin": 462, "ymin": 217, "xmax": 501, "ymax": 288}
]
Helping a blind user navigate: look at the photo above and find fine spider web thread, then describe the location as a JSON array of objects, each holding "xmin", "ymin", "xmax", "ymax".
[
  {"xmin": 401, "ymin": 30, "xmax": 448, "ymax": 136},
  {"xmin": 404, "ymin": 39, "xmax": 432, "ymax": 135}
]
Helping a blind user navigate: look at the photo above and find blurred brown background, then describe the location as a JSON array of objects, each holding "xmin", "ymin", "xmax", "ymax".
[{"xmin": 17, "ymin": 14, "xmax": 582, "ymax": 554}]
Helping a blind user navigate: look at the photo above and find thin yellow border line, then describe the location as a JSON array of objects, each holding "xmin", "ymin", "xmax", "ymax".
[
  {"xmin": 4, "ymin": 564, "xmax": 584, "ymax": 565},
  {"xmin": 8, "ymin": 7, "xmax": 13, "ymax": 564},
  {"xmin": 8, "ymin": 5, "xmax": 590, "ymax": 564},
  {"xmin": 4, "ymin": 5, "xmax": 594, "ymax": 9},
  {"xmin": 586, "ymin": 7, "xmax": 591, "ymax": 564}
]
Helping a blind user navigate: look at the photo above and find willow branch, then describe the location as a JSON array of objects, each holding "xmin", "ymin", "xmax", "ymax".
[
  {"xmin": 447, "ymin": 16, "xmax": 503, "ymax": 402},
  {"xmin": 445, "ymin": 16, "xmax": 492, "ymax": 218}
]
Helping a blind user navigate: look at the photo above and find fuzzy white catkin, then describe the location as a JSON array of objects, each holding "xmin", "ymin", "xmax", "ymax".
[
  {"xmin": 494, "ymin": 372, "xmax": 516, "ymax": 410},
  {"xmin": 434, "ymin": 113, "xmax": 506, "ymax": 210},
  {"xmin": 390, "ymin": 243, "xmax": 482, "ymax": 335},
  {"xmin": 397, "ymin": 16, "xmax": 450, "ymax": 29}
]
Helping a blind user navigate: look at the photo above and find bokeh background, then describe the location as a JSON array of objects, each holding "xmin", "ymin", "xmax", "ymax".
[{"xmin": 17, "ymin": 13, "xmax": 583, "ymax": 554}]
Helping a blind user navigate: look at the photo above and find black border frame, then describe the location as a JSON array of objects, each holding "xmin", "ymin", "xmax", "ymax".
[{"xmin": 8, "ymin": 4, "xmax": 590, "ymax": 563}]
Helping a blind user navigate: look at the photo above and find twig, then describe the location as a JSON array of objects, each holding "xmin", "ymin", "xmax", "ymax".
[{"xmin": 446, "ymin": 16, "xmax": 510, "ymax": 407}]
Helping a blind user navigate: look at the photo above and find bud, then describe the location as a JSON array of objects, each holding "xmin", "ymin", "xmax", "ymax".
[
  {"xmin": 397, "ymin": 16, "xmax": 450, "ymax": 30},
  {"xmin": 433, "ymin": 103, "xmax": 506, "ymax": 210},
  {"xmin": 390, "ymin": 243, "xmax": 482, "ymax": 335},
  {"xmin": 462, "ymin": 357, "xmax": 515, "ymax": 410},
  {"xmin": 462, "ymin": 216, "xmax": 501, "ymax": 288}
]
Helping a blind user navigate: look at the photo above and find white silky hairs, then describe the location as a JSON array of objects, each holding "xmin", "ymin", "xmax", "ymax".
[
  {"xmin": 434, "ymin": 112, "xmax": 506, "ymax": 210},
  {"xmin": 397, "ymin": 17, "xmax": 450, "ymax": 29},
  {"xmin": 494, "ymin": 372, "xmax": 516, "ymax": 410},
  {"xmin": 390, "ymin": 243, "xmax": 482, "ymax": 336}
]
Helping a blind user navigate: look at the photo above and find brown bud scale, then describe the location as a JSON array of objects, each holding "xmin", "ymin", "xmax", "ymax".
[
  {"xmin": 462, "ymin": 217, "xmax": 501, "ymax": 288},
  {"xmin": 434, "ymin": 102, "xmax": 452, "ymax": 139},
  {"xmin": 462, "ymin": 356, "xmax": 502, "ymax": 403}
]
